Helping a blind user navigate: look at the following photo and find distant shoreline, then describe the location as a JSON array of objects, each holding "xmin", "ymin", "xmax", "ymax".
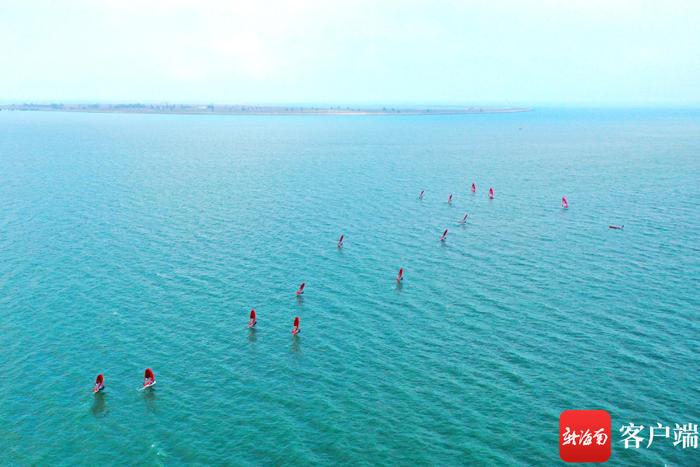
[{"xmin": 0, "ymin": 103, "xmax": 531, "ymax": 116}]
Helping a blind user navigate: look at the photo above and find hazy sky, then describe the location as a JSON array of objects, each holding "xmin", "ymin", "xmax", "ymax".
[{"xmin": 1, "ymin": 0, "xmax": 699, "ymax": 106}]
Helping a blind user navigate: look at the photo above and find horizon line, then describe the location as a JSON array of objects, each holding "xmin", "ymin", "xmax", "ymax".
[{"xmin": 2, "ymin": 100, "xmax": 700, "ymax": 110}]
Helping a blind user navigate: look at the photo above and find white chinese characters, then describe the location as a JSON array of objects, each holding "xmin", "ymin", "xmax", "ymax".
[
  {"xmin": 620, "ymin": 423, "xmax": 698, "ymax": 449},
  {"xmin": 673, "ymin": 424, "xmax": 699, "ymax": 449},
  {"xmin": 562, "ymin": 427, "xmax": 609, "ymax": 446}
]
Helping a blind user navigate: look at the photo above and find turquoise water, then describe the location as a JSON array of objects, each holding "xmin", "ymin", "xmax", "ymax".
[{"xmin": 0, "ymin": 109, "xmax": 698, "ymax": 465}]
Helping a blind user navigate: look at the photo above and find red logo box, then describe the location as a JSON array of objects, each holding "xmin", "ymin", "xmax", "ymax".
[{"xmin": 560, "ymin": 410, "xmax": 611, "ymax": 463}]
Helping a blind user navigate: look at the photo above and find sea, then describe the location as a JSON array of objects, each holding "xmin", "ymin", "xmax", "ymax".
[{"xmin": 0, "ymin": 108, "xmax": 698, "ymax": 465}]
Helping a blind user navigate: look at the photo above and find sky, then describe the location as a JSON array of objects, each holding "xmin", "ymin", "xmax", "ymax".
[{"xmin": 1, "ymin": 0, "xmax": 699, "ymax": 106}]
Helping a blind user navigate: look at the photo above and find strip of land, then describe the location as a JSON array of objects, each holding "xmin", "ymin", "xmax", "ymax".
[{"xmin": 0, "ymin": 103, "xmax": 530, "ymax": 116}]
